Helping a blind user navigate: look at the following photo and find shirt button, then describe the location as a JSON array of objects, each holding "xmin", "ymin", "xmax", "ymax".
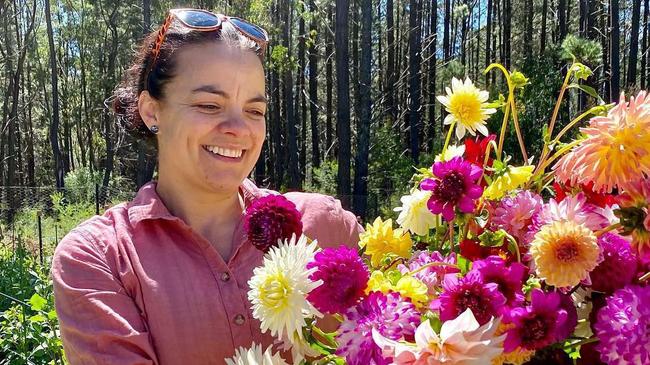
[
  {"xmin": 221, "ymin": 272, "xmax": 230, "ymax": 282},
  {"xmin": 234, "ymin": 314, "xmax": 246, "ymax": 326}
]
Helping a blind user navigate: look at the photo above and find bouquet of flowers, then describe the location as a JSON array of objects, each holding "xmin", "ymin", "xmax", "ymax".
[{"xmin": 226, "ymin": 62, "xmax": 650, "ymax": 365}]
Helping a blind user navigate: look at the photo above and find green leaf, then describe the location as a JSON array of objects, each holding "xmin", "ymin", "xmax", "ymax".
[
  {"xmin": 510, "ymin": 71, "xmax": 530, "ymax": 88},
  {"xmin": 570, "ymin": 62, "xmax": 593, "ymax": 80},
  {"xmin": 478, "ymin": 230, "xmax": 507, "ymax": 248},
  {"xmin": 456, "ymin": 255, "xmax": 471, "ymax": 274},
  {"xmin": 29, "ymin": 293, "xmax": 47, "ymax": 311},
  {"xmin": 29, "ymin": 314, "xmax": 47, "ymax": 323},
  {"xmin": 47, "ymin": 309, "xmax": 57, "ymax": 320},
  {"xmin": 567, "ymin": 83, "xmax": 603, "ymax": 103}
]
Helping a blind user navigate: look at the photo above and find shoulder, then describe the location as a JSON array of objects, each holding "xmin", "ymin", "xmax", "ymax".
[
  {"xmin": 52, "ymin": 203, "xmax": 128, "ymax": 270},
  {"xmin": 283, "ymin": 192, "xmax": 363, "ymax": 249}
]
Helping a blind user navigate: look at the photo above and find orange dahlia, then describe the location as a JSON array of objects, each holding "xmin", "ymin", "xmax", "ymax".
[
  {"xmin": 553, "ymin": 91, "xmax": 650, "ymax": 193},
  {"xmin": 530, "ymin": 220, "xmax": 600, "ymax": 288}
]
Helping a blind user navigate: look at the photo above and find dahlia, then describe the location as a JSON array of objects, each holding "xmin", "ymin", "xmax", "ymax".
[
  {"xmin": 225, "ymin": 343, "xmax": 288, "ymax": 365},
  {"xmin": 247, "ymin": 234, "xmax": 322, "ymax": 341},
  {"xmin": 530, "ymin": 220, "xmax": 600, "ymax": 288},
  {"xmin": 359, "ymin": 217, "xmax": 413, "ymax": 267},
  {"xmin": 398, "ymin": 251, "xmax": 459, "ymax": 296},
  {"xmin": 366, "ymin": 271, "xmax": 429, "ymax": 309},
  {"xmin": 618, "ymin": 178, "xmax": 650, "ymax": 263},
  {"xmin": 491, "ymin": 190, "xmax": 543, "ymax": 245},
  {"xmin": 590, "ymin": 233, "xmax": 638, "ymax": 294},
  {"xmin": 594, "ymin": 285, "xmax": 650, "ymax": 365},
  {"xmin": 336, "ymin": 291, "xmax": 420, "ymax": 365},
  {"xmin": 421, "ymin": 156, "xmax": 483, "ymax": 221},
  {"xmin": 483, "ymin": 165, "xmax": 534, "ymax": 200},
  {"xmin": 437, "ymin": 77, "xmax": 497, "ymax": 139},
  {"xmin": 553, "ymin": 91, "xmax": 650, "ymax": 193},
  {"xmin": 431, "ymin": 271, "xmax": 507, "ymax": 326},
  {"xmin": 394, "ymin": 189, "xmax": 438, "ymax": 236},
  {"xmin": 533, "ymin": 192, "xmax": 610, "ymax": 233},
  {"xmin": 244, "ymin": 195, "xmax": 303, "ymax": 253},
  {"xmin": 472, "ymin": 256, "xmax": 527, "ymax": 308},
  {"xmin": 306, "ymin": 245, "xmax": 369, "ymax": 314},
  {"xmin": 504, "ymin": 289, "xmax": 569, "ymax": 351}
]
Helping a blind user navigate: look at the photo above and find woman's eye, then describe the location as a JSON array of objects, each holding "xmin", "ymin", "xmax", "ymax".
[
  {"xmin": 248, "ymin": 110, "xmax": 265, "ymax": 117},
  {"xmin": 196, "ymin": 104, "xmax": 221, "ymax": 112}
]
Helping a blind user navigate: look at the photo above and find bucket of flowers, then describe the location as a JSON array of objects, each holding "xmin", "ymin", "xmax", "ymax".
[{"xmin": 226, "ymin": 61, "xmax": 650, "ymax": 365}]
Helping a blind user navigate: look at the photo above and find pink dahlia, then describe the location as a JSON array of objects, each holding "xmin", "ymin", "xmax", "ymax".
[
  {"xmin": 421, "ymin": 156, "xmax": 483, "ymax": 221},
  {"xmin": 397, "ymin": 251, "xmax": 459, "ymax": 296},
  {"xmin": 337, "ymin": 291, "xmax": 420, "ymax": 365},
  {"xmin": 472, "ymin": 256, "xmax": 527, "ymax": 308},
  {"xmin": 532, "ymin": 192, "xmax": 610, "ymax": 234},
  {"xmin": 491, "ymin": 190, "xmax": 543, "ymax": 245},
  {"xmin": 595, "ymin": 285, "xmax": 650, "ymax": 365},
  {"xmin": 431, "ymin": 271, "xmax": 506, "ymax": 326},
  {"xmin": 618, "ymin": 178, "xmax": 650, "ymax": 263},
  {"xmin": 244, "ymin": 195, "xmax": 303, "ymax": 253},
  {"xmin": 306, "ymin": 245, "xmax": 370, "ymax": 314},
  {"xmin": 590, "ymin": 233, "xmax": 638, "ymax": 294},
  {"xmin": 504, "ymin": 289, "xmax": 569, "ymax": 352}
]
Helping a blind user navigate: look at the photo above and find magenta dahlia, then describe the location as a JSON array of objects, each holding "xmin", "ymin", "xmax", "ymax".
[
  {"xmin": 594, "ymin": 285, "xmax": 650, "ymax": 365},
  {"xmin": 431, "ymin": 270, "xmax": 506, "ymax": 325},
  {"xmin": 590, "ymin": 233, "xmax": 638, "ymax": 294},
  {"xmin": 471, "ymin": 255, "xmax": 527, "ymax": 308},
  {"xmin": 503, "ymin": 289, "xmax": 569, "ymax": 352},
  {"xmin": 336, "ymin": 291, "xmax": 420, "ymax": 365},
  {"xmin": 306, "ymin": 245, "xmax": 370, "ymax": 314},
  {"xmin": 244, "ymin": 194, "xmax": 303, "ymax": 252},
  {"xmin": 491, "ymin": 190, "xmax": 543, "ymax": 245},
  {"xmin": 420, "ymin": 156, "xmax": 483, "ymax": 221}
]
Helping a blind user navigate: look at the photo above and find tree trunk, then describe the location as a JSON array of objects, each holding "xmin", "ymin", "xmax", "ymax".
[
  {"xmin": 610, "ymin": 0, "xmax": 620, "ymax": 100},
  {"xmin": 443, "ymin": 0, "xmax": 451, "ymax": 60},
  {"xmin": 642, "ymin": 0, "xmax": 649, "ymax": 89},
  {"xmin": 326, "ymin": 4, "xmax": 334, "ymax": 159},
  {"xmin": 408, "ymin": 0, "xmax": 422, "ymax": 163},
  {"xmin": 101, "ymin": 4, "xmax": 119, "ymax": 193},
  {"xmin": 308, "ymin": 0, "xmax": 320, "ymax": 168},
  {"xmin": 428, "ymin": 0, "xmax": 437, "ymax": 147},
  {"xmin": 486, "ymin": 0, "xmax": 493, "ymax": 79},
  {"xmin": 541, "ymin": 0, "xmax": 548, "ymax": 53},
  {"xmin": 283, "ymin": 0, "xmax": 300, "ymax": 189},
  {"xmin": 335, "ymin": 0, "xmax": 351, "ymax": 208},
  {"xmin": 524, "ymin": 0, "xmax": 533, "ymax": 61},
  {"xmin": 45, "ymin": 0, "xmax": 65, "ymax": 189},
  {"xmin": 136, "ymin": 0, "xmax": 156, "ymax": 188},
  {"xmin": 558, "ymin": 0, "xmax": 568, "ymax": 42},
  {"xmin": 297, "ymin": 8, "xmax": 306, "ymax": 184},
  {"xmin": 627, "ymin": 0, "xmax": 640, "ymax": 87},
  {"xmin": 353, "ymin": 0, "xmax": 372, "ymax": 218}
]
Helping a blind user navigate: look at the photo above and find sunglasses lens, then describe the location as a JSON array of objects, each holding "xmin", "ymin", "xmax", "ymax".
[
  {"xmin": 176, "ymin": 10, "xmax": 220, "ymax": 27},
  {"xmin": 229, "ymin": 18, "xmax": 267, "ymax": 40}
]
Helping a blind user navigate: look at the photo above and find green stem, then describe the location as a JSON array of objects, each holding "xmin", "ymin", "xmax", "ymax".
[
  {"xmin": 441, "ymin": 120, "xmax": 457, "ymax": 160},
  {"xmin": 595, "ymin": 223, "xmax": 622, "ymax": 237},
  {"xmin": 407, "ymin": 261, "xmax": 460, "ymax": 277},
  {"xmin": 550, "ymin": 108, "xmax": 595, "ymax": 145},
  {"xmin": 563, "ymin": 337, "xmax": 599, "ymax": 350},
  {"xmin": 639, "ymin": 271, "xmax": 650, "ymax": 282},
  {"xmin": 312, "ymin": 325, "xmax": 338, "ymax": 349}
]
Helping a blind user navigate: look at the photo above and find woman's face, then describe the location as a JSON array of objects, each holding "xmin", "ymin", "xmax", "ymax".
[{"xmin": 143, "ymin": 42, "xmax": 267, "ymax": 196}]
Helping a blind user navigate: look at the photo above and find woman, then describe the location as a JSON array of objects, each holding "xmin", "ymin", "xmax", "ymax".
[{"xmin": 51, "ymin": 9, "xmax": 362, "ymax": 365}]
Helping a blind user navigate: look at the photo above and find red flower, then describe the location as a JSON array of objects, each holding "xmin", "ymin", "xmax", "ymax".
[
  {"xmin": 464, "ymin": 134, "xmax": 497, "ymax": 168},
  {"xmin": 553, "ymin": 181, "xmax": 616, "ymax": 208},
  {"xmin": 244, "ymin": 195, "xmax": 303, "ymax": 253}
]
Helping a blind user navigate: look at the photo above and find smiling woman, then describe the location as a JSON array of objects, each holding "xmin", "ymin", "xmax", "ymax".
[{"xmin": 50, "ymin": 8, "xmax": 362, "ymax": 365}]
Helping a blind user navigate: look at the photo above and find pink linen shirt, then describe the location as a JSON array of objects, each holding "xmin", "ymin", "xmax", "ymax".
[{"xmin": 51, "ymin": 179, "xmax": 363, "ymax": 364}]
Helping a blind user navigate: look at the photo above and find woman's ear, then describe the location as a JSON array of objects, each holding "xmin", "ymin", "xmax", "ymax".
[{"xmin": 138, "ymin": 90, "xmax": 159, "ymax": 131}]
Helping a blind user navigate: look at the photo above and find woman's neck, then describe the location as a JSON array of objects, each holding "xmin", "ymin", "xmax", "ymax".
[{"xmin": 155, "ymin": 176, "xmax": 244, "ymax": 255}]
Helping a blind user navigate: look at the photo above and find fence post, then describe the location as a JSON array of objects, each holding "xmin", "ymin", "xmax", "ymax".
[
  {"xmin": 95, "ymin": 183, "xmax": 100, "ymax": 215},
  {"xmin": 38, "ymin": 213, "xmax": 43, "ymax": 265}
]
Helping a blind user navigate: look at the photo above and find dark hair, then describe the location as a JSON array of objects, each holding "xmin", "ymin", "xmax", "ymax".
[{"xmin": 112, "ymin": 19, "xmax": 265, "ymax": 140}]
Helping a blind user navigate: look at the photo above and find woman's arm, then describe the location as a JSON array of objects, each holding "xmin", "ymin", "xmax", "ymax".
[{"xmin": 51, "ymin": 229, "xmax": 159, "ymax": 365}]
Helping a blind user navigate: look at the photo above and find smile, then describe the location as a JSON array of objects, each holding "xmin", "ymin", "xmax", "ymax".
[{"xmin": 202, "ymin": 145, "xmax": 245, "ymax": 159}]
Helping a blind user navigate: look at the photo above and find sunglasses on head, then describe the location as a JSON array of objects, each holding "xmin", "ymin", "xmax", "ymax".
[{"xmin": 144, "ymin": 8, "xmax": 269, "ymax": 90}]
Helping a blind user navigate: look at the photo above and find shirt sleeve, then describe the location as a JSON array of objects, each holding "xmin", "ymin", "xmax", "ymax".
[
  {"xmin": 285, "ymin": 192, "xmax": 364, "ymax": 249},
  {"xmin": 51, "ymin": 228, "xmax": 159, "ymax": 365}
]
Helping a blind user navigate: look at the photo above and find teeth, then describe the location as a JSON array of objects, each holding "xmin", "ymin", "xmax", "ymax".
[{"xmin": 205, "ymin": 146, "xmax": 243, "ymax": 158}]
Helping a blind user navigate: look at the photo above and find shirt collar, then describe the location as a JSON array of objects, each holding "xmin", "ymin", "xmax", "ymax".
[{"xmin": 127, "ymin": 179, "xmax": 267, "ymax": 227}]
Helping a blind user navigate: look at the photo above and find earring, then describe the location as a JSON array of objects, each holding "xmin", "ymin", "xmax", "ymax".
[{"xmin": 150, "ymin": 125, "xmax": 159, "ymax": 134}]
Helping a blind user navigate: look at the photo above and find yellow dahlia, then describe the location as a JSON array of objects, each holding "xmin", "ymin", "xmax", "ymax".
[
  {"xmin": 483, "ymin": 165, "xmax": 534, "ymax": 200},
  {"xmin": 366, "ymin": 271, "xmax": 429, "ymax": 308},
  {"xmin": 359, "ymin": 217, "xmax": 413, "ymax": 267},
  {"xmin": 437, "ymin": 77, "xmax": 496, "ymax": 139},
  {"xmin": 554, "ymin": 91, "xmax": 650, "ymax": 193},
  {"xmin": 530, "ymin": 221, "xmax": 601, "ymax": 288}
]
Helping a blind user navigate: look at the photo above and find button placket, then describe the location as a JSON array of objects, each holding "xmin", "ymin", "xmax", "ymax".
[{"xmin": 233, "ymin": 314, "xmax": 246, "ymax": 326}]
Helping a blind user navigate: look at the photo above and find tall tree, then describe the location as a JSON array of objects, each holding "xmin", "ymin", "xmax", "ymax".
[
  {"xmin": 443, "ymin": 0, "xmax": 451, "ymax": 60},
  {"xmin": 610, "ymin": 0, "xmax": 620, "ymax": 100},
  {"xmin": 335, "ymin": 0, "xmax": 351, "ymax": 208},
  {"xmin": 136, "ymin": 0, "xmax": 156, "ymax": 188},
  {"xmin": 283, "ymin": 0, "xmax": 300, "ymax": 189},
  {"xmin": 325, "ymin": 4, "xmax": 334, "ymax": 158},
  {"xmin": 627, "ymin": 0, "xmax": 640, "ymax": 87},
  {"xmin": 308, "ymin": 0, "xmax": 320, "ymax": 168},
  {"xmin": 353, "ymin": 0, "xmax": 372, "ymax": 218},
  {"xmin": 540, "ymin": 0, "xmax": 548, "ymax": 53},
  {"xmin": 385, "ymin": 0, "xmax": 396, "ymax": 123},
  {"xmin": 642, "ymin": 0, "xmax": 649, "ymax": 89},
  {"xmin": 408, "ymin": 0, "xmax": 422, "ymax": 163},
  {"xmin": 44, "ymin": 0, "xmax": 64, "ymax": 189}
]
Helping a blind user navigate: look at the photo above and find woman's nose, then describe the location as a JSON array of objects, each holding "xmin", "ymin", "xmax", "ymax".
[{"xmin": 216, "ymin": 110, "xmax": 250, "ymax": 136}]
